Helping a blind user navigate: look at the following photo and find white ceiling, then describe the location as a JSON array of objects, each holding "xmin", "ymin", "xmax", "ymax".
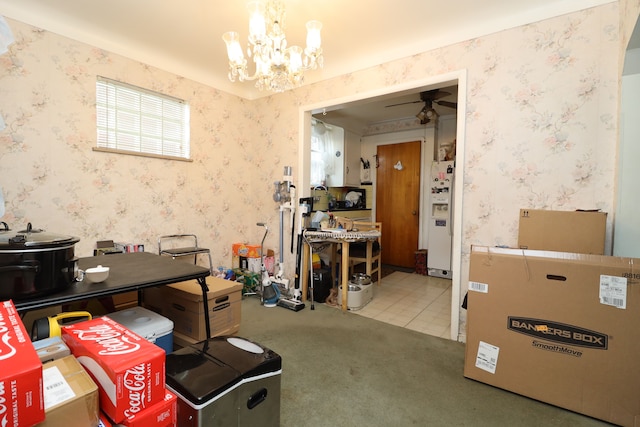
[{"xmin": 0, "ymin": 0, "xmax": 614, "ymax": 103}]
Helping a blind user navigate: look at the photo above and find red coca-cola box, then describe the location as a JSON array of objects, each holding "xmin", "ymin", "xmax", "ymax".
[
  {"xmin": 121, "ymin": 389, "xmax": 176, "ymax": 427},
  {"xmin": 98, "ymin": 411, "xmax": 114, "ymax": 427},
  {"xmin": 61, "ymin": 316, "xmax": 166, "ymax": 424},
  {"xmin": 0, "ymin": 300, "xmax": 45, "ymax": 427}
]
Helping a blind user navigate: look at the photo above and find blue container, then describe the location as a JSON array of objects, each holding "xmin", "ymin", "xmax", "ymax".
[{"xmin": 106, "ymin": 306, "xmax": 174, "ymax": 353}]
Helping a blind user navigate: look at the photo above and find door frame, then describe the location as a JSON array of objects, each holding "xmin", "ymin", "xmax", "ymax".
[{"xmin": 298, "ymin": 69, "xmax": 468, "ymax": 342}]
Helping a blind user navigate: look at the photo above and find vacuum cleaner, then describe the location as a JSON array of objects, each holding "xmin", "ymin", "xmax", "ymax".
[
  {"xmin": 257, "ymin": 222, "xmax": 280, "ymax": 307},
  {"xmin": 269, "ymin": 166, "xmax": 305, "ymax": 312}
]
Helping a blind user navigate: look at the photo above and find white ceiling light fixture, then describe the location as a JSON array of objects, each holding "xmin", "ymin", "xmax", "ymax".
[
  {"xmin": 416, "ymin": 103, "xmax": 438, "ymax": 125},
  {"xmin": 222, "ymin": 0, "xmax": 323, "ymax": 93}
]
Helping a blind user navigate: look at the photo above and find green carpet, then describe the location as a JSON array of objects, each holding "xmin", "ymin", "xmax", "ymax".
[{"xmin": 237, "ymin": 297, "xmax": 610, "ymax": 427}]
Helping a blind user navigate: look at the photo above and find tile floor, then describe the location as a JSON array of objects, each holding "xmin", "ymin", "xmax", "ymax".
[{"xmin": 352, "ymin": 271, "xmax": 452, "ymax": 339}]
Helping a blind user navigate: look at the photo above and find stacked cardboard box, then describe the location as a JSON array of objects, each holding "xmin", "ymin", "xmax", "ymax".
[
  {"xmin": 232, "ymin": 242, "xmax": 262, "ymax": 273},
  {"xmin": 517, "ymin": 209, "xmax": 607, "ymax": 254},
  {"xmin": 143, "ymin": 276, "xmax": 242, "ymax": 342},
  {"xmin": 463, "ymin": 209, "xmax": 640, "ymax": 426},
  {"xmin": 0, "ymin": 300, "xmax": 45, "ymax": 427},
  {"xmin": 39, "ymin": 355, "xmax": 99, "ymax": 427},
  {"xmin": 61, "ymin": 316, "xmax": 176, "ymax": 426},
  {"xmin": 98, "ymin": 390, "xmax": 177, "ymax": 427}
]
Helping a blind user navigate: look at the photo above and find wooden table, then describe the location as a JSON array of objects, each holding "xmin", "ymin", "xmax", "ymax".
[
  {"xmin": 14, "ymin": 252, "xmax": 213, "ymax": 338},
  {"xmin": 301, "ymin": 229, "xmax": 381, "ymax": 312}
]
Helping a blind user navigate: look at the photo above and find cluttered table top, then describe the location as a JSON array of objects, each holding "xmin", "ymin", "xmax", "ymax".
[{"xmin": 14, "ymin": 252, "xmax": 210, "ymax": 312}]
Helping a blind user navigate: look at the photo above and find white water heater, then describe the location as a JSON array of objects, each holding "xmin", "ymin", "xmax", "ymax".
[{"xmin": 427, "ymin": 160, "xmax": 454, "ymax": 278}]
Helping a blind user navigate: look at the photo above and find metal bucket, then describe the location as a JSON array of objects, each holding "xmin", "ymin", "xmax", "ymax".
[{"xmin": 350, "ymin": 273, "xmax": 371, "ymax": 286}]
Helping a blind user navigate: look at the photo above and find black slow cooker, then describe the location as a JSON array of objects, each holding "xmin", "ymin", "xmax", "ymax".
[{"xmin": 0, "ymin": 222, "xmax": 81, "ymax": 300}]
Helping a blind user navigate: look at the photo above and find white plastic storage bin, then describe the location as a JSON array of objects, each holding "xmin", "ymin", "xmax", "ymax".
[
  {"xmin": 337, "ymin": 281, "xmax": 373, "ymax": 310},
  {"xmin": 106, "ymin": 306, "xmax": 174, "ymax": 353}
]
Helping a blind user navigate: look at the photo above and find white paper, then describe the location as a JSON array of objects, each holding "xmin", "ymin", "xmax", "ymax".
[
  {"xmin": 43, "ymin": 365, "xmax": 76, "ymax": 409},
  {"xmin": 475, "ymin": 341, "xmax": 499, "ymax": 374},
  {"xmin": 468, "ymin": 281, "xmax": 488, "ymax": 293},
  {"xmin": 599, "ymin": 275, "xmax": 627, "ymax": 309}
]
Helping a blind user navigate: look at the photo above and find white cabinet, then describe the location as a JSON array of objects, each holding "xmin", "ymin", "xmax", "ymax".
[{"xmin": 327, "ymin": 129, "xmax": 360, "ymax": 187}]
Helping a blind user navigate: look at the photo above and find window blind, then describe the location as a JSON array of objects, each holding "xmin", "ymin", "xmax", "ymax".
[{"xmin": 96, "ymin": 77, "xmax": 190, "ymax": 159}]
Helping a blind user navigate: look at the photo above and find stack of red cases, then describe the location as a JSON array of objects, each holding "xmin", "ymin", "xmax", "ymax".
[
  {"xmin": 61, "ymin": 316, "xmax": 166, "ymax": 424},
  {"xmin": 0, "ymin": 300, "xmax": 45, "ymax": 427}
]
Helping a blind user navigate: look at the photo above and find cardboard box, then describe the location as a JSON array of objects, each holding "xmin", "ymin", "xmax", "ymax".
[
  {"xmin": 40, "ymin": 355, "xmax": 99, "ymax": 427},
  {"xmin": 0, "ymin": 300, "xmax": 45, "ymax": 427},
  {"xmin": 232, "ymin": 243, "xmax": 261, "ymax": 258},
  {"xmin": 61, "ymin": 316, "xmax": 166, "ymax": 424},
  {"xmin": 120, "ymin": 389, "xmax": 177, "ymax": 427},
  {"xmin": 99, "ymin": 411, "xmax": 114, "ymax": 427},
  {"xmin": 464, "ymin": 246, "xmax": 640, "ymax": 426},
  {"xmin": 233, "ymin": 268, "xmax": 260, "ymax": 294},
  {"xmin": 32, "ymin": 336, "xmax": 71, "ymax": 363},
  {"xmin": 517, "ymin": 209, "xmax": 607, "ymax": 254},
  {"xmin": 112, "ymin": 291, "xmax": 139, "ymax": 311},
  {"xmin": 143, "ymin": 276, "xmax": 242, "ymax": 341}
]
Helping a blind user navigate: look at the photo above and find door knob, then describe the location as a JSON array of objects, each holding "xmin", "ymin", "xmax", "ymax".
[{"xmin": 412, "ymin": 210, "xmax": 417, "ymax": 215}]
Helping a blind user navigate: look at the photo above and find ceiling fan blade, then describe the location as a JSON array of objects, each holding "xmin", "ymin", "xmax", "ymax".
[
  {"xmin": 421, "ymin": 90, "xmax": 450, "ymax": 101},
  {"xmin": 385, "ymin": 99, "xmax": 422, "ymax": 108},
  {"xmin": 433, "ymin": 100, "xmax": 457, "ymax": 109}
]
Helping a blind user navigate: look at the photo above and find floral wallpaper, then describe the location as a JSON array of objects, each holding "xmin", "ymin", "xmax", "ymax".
[{"xmin": 1, "ymin": 1, "xmax": 638, "ymax": 341}]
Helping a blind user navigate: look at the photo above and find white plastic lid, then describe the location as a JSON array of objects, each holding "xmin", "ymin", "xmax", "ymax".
[
  {"xmin": 226, "ymin": 337, "xmax": 264, "ymax": 354},
  {"xmin": 107, "ymin": 307, "xmax": 173, "ymax": 341}
]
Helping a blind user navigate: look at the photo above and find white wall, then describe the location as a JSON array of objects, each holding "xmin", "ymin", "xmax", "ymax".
[{"xmin": 614, "ymin": 48, "xmax": 640, "ymax": 256}]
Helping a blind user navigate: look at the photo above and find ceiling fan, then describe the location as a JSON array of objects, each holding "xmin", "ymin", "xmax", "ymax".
[
  {"xmin": 385, "ymin": 90, "xmax": 457, "ymax": 125},
  {"xmin": 385, "ymin": 90, "xmax": 458, "ymax": 110}
]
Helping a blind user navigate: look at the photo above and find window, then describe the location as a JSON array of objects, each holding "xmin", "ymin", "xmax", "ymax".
[
  {"xmin": 310, "ymin": 119, "xmax": 340, "ymax": 186},
  {"xmin": 96, "ymin": 76, "xmax": 190, "ymax": 160}
]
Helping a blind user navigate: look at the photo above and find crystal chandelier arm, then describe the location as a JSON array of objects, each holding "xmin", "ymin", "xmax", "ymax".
[{"xmin": 222, "ymin": 0, "xmax": 323, "ymax": 92}]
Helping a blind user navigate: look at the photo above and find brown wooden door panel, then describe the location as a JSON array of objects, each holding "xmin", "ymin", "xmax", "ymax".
[{"xmin": 376, "ymin": 141, "xmax": 421, "ymax": 268}]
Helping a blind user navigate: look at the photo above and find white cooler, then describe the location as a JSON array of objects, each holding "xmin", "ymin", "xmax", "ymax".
[{"xmin": 106, "ymin": 306, "xmax": 174, "ymax": 353}]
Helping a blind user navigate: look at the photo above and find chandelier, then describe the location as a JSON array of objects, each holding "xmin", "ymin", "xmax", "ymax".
[{"xmin": 222, "ymin": 0, "xmax": 323, "ymax": 93}]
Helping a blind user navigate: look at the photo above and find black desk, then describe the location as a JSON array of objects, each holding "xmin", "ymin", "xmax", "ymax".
[{"xmin": 14, "ymin": 252, "xmax": 213, "ymax": 338}]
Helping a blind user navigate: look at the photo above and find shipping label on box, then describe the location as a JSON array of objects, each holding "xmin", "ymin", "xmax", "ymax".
[
  {"xmin": 61, "ymin": 316, "xmax": 166, "ymax": 424},
  {"xmin": 464, "ymin": 246, "xmax": 640, "ymax": 427},
  {"xmin": 0, "ymin": 299, "xmax": 45, "ymax": 427}
]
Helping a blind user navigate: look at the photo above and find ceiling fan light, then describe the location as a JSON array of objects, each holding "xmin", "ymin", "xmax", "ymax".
[{"xmin": 416, "ymin": 106, "xmax": 427, "ymax": 122}]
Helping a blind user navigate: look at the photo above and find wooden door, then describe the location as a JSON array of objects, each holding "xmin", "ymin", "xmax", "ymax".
[{"xmin": 376, "ymin": 141, "xmax": 421, "ymax": 268}]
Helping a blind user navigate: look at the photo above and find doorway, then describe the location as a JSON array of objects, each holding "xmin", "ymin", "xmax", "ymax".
[
  {"xmin": 376, "ymin": 141, "xmax": 421, "ymax": 268},
  {"xmin": 298, "ymin": 71, "xmax": 467, "ymax": 341}
]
